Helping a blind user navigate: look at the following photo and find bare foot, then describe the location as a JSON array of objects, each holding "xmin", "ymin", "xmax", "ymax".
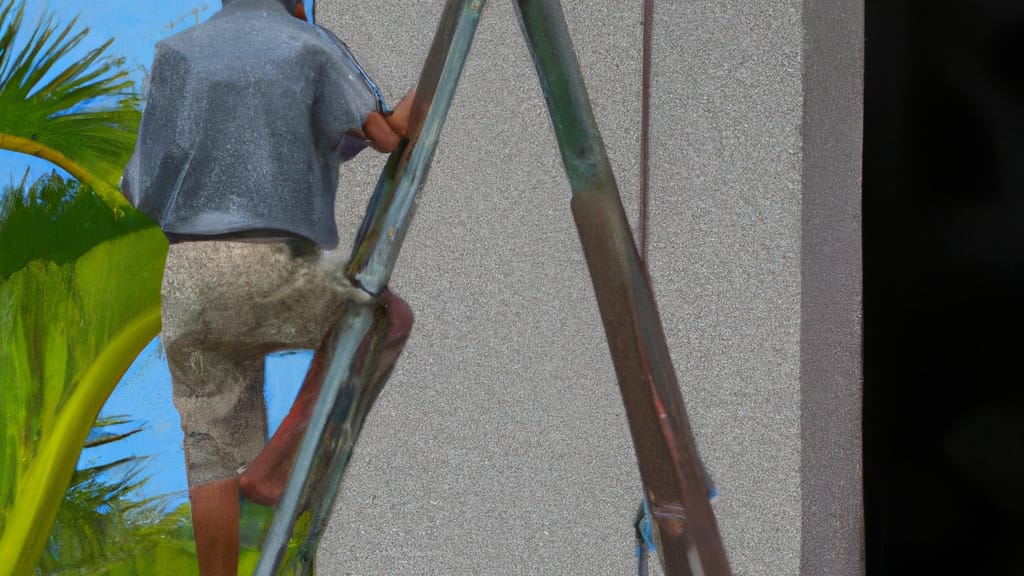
[
  {"xmin": 238, "ymin": 415, "xmax": 310, "ymax": 506},
  {"xmin": 239, "ymin": 345, "xmax": 326, "ymax": 506},
  {"xmin": 239, "ymin": 290, "xmax": 413, "ymax": 507}
]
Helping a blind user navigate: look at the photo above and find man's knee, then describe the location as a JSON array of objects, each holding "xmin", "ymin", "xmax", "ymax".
[{"xmin": 382, "ymin": 290, "xmax": 413, "ymax": 344}]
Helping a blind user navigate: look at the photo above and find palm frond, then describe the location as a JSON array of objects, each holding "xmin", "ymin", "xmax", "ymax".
[
  {"xmin": 0, "ymin": 0, "xmax": 140, "ymax": 209},
  {"xmin": 0, "ymin": 172, "xmax": 154, "ymax": 283},
  {"xmin": 35, "ymin": 417, "xmax": 183, "ymax": 576},
  {"xmin": 82, "ymin": 419, "xmax": 143, "ymax": 450},
  {"xmin": 0, "ymin": 226, "xmax": 165, "ymax": 575}
]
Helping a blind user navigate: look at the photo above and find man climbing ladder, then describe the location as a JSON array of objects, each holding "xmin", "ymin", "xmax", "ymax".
[{"xmin": 122, "ymin": 1, "xmax": 414, "ymax": 573}]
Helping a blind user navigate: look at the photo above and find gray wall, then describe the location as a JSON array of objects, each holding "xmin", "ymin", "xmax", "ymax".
[{"xmin": 316, "ymin": 1, "xmax": 863, "ymax": 574}]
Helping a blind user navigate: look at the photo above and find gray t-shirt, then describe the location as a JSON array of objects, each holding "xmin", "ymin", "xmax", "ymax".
[{"xmin": 122, "ymin": 0, "xmax": 379, "ymax": 248}]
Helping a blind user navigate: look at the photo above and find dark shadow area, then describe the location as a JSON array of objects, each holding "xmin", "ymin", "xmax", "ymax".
[{"xmin": 865, "ymin": 0, "xmax": 1024, "ymax": 574}]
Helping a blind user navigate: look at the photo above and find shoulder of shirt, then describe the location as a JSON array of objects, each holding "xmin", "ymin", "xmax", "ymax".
[{"xmin": 158, "ymin": 8, "xmax": 324, "ymax": 50}]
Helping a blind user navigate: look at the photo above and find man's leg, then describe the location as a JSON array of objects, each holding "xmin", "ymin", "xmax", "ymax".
[
  {"xmin": 238, "ymin": 334, "xmax": 332, "ymax": 506},
  {"xmin": 164, "ymin": 241, "xmax": 330, "ymax": 571},
  {"xmin": 240, "ymin": 289, "xmax": 413, "ymax": 506},
  {"xmin": 190, "ymin": 477, "xmax": 240, "ymax": 576},
  {"xmin": 165, "ymin": 339, "xmax": 267, "ymax": 574}
]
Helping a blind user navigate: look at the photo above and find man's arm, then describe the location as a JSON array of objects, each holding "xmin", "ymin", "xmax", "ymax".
[{"xmin": 312, "ymin": 22, "xmax": 412, "ymax": 156}]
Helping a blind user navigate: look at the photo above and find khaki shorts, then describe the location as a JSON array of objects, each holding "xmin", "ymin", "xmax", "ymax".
[{"xmin": 161, "ymin": 240, "xmax": 354, "ymax": 487}]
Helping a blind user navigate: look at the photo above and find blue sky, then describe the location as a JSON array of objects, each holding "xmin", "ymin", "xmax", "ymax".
[
  {"xmin": 0, "ymin": 0, "xmax": 308, "ymax": 507},
  {"xmin": 90, "ymin": 341, "xmax": 310, "ymax": 508}
]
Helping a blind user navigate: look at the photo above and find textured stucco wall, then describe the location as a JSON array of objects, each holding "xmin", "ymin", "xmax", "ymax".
[
  {"xmin": 646, "ymin": 1, "xmax": 805, "ymax": 574},
  {"xmin": 310, "ymin": 1, "xmax": 862, "ymax": 574}
]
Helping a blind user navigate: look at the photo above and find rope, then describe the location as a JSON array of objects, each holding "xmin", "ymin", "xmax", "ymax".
[{"xmin": 639, "ymin": 0, "xmax": 654, "ymax": 262}]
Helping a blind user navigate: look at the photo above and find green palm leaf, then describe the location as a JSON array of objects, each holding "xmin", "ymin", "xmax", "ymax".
[
  {"xmin": 0, "ymin": 0, "xmax": 139, "ymax": 212},
  {"xmin": 0, "ymin": 194, "xmax": 165, "ymax": 574},
  {"xmin": 37, "ymin": 417, "xmax": 184, "ymax": 576},
  {"xmin": 0, "ymin": 1, "xmax": 166, "ymax": 572}
]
